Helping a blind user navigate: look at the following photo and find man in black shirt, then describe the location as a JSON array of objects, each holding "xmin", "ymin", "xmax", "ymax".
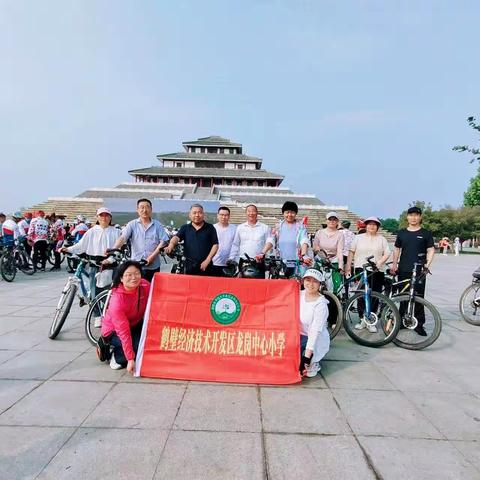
[
  {"xmin": 165, "ymin": 204, "xmax": 218, "ymax": 275},
  {"xmin": 391, "ymin": 206, "xmax": 435, "ymax": 336}
]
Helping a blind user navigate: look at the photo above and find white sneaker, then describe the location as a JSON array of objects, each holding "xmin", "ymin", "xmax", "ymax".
[
  {"xmin": 306, "ymin": 361, "xmax": 320, "ymax": 378},
  {"xmin": 110, "ymin": 354, "xmax": 124, "ymax": 370},
  {"xmin": 366, "ymin": 324, "xmax": 378, "ymax": 333},
  {"xmin": 354, "ymin": 318, "xmax": 366, "ymax": 330},
  {"xmin": 94, "ymin": 317, "xmax": 102, "ymax": 328}
]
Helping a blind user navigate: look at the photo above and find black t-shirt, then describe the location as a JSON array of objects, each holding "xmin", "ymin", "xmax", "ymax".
[
  {"xmin": 177, "ymin": 222, "xmax": 219, "ymax": 267},
  {"xmin": 395, "ymin": 228, "xmax": 434, "ymax": 274}
]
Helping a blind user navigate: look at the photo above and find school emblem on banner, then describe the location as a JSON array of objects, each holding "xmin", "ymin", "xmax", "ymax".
[{"xmin": 210, "ymin": 293, "xmax": 241, "ymax": 325}]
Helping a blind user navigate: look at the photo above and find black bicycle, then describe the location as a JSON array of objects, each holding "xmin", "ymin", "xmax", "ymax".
[
  {"xmin": 0, "ymin": 242, "xmax": 36, "ymax": 282},
  {"xmin": 459, "ymin": 267, "xmax": 480, "ymax": 326}
]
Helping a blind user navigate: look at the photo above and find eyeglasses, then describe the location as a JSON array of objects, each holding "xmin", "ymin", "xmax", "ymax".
[{"xmin": 123, "ymin": 272, "xmax": 141, "ymax": 278}]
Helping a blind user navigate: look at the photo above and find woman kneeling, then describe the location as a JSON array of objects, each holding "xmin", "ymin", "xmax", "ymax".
[
  {"xmin": 299, "ymin": 268, "xmax": 330, "ymax": 378},
  {"xmin": 97, "ymin": 261, "xmax": 150, "ymax": 372}
]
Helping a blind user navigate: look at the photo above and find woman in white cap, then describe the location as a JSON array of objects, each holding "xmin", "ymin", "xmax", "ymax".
[
  {"xmin": 345, "ymin": 216, "xmax": 390, "ymax": 332},
  {"xmin": 299, "ymin": 268, "xmax": 330, "ymax": 378},
  {"xmin": 312, "ymin": 211, "xmax": 344, "ymax": 291},
  {"xmin": 61, "ymin": 207, "xmax": 121, "ymax": 292}
]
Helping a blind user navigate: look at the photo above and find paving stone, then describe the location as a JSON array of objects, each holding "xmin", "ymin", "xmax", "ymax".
[
  {"xmin": 261, "ymin": 387, "xmax": 350, "ymax": 434},
  {"xmin": 154, "ymin": 430, "xmax": 263, "ymax": 479},
  {"xmin": 0, "ymin": 331, "xmax": 44, "ymax": 350},
  {"xmin": 51, "ymin": 350, "xmax": 126, "ymax": 382},
  {"xmin": 84, "ymin": 383, "xmax": 186, "ymax": 429},
  {"xmin": 332, "ymin": 389, "xmax": 442, "ymax": 438},
  {"xmin": 443, "ymin": 364, "xmax": 480, "ymax": 394},
  {"xmin": 0, "ymin": 350, "xmax": 79, "ymax": 380},
  {"xmin": 37, "ymin": 428, "xmax": 166, "ymax": 480},
  {"xmin": 452, "ymin": 440, "xmax": 480, "ymax": 472},
  {"xmin": 0, "ymin": 380, "xmax": 112, "ymax": 426},
  {"xmin": 11, "ymin": 305, "xmax": 58, "ymax": 318},
  {"xmin": 322, "ymin": 360, "xmax": 395, "ymax": 390},
  {"xmin": 358, "ymin": 436, "xmax": 480, "ymax": 479},
  {"xmin": 265, "ymin": 433, "xmax": 375, "ymax": 479},
  {"xmin": 0, "ymin": 349, "xmax": 22, "ymax": 364},
  {"xmin": 32, "ymin": 333, "xmax": 91, "ymax": 352},
  {"xmin": 0, "ymin": 316, "xmax": 38, "ymax": 334},
  {"xmin": 0, "ymin": 379, "xmax": 41, "ymax": 413},
  {"xmin": 174, "ymin": 384, "xmax": 261, "ymax": 432},
  {"xmin": 0, "ymin": 426, "xmax": 74, "ymax": 480},
  {"xmin": 376, "ymin": 360, "xmax": 465, "ymax": 393},
  {"xmin": 405, "ymin": 391, "xmax": 480, "ymax": 441}
]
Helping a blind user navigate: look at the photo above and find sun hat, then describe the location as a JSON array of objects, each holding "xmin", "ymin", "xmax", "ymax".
[
  {"xmin": 96, "ymin": 207, "xmax": 112, "ymax": 216},
  {"xmin": 364, "ymin": 216, "xmax": 381, "ymax": 226},
  {"xmin": 302, "ymin": 268, "xmax": 324, "ymax": 283},
  {"xmin": 326, "ymin": 211, "xmax": 339, "ymax": 220},
  {"xmin": 12, "ymin": 211, "xmax": 23, "ymax": 219}
]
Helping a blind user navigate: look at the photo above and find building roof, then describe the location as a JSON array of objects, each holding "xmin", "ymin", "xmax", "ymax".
[
  {"xmin": 182, "ymin": 135, "xmax": 242, "ymax": 147},
  {"xmin": 129, "ymin": 166, "xmax": 284, "ymax": 180},
  {"xmin": 228, "ymin": 194, "xmax": 324, "ymax": 206},
  {"xmin": 157, "ymin": 152, "xmax": 261, "ymax": 163}
]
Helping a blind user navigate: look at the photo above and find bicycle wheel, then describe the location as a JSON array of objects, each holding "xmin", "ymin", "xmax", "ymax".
[
  {"xmin": 17, "ymin": 250, "xmax": 35, "ymax": 275},
  {"xmin": 390, "ymin": 295, "xmax": 442, "ymax": 350},
  {"xmin": 47, "ymin": 246, "xmax": 55, "ymax": 265},
  {"xmin": 459, "ymin": 283, "xmax": 480, "ymax": 326},
  {"xmin": 323, "ymin": 290, "xmax": 343, "ymax": 340},
  {"xmin": 49, "ymin": 283, "xmax": 77, "ymax": 339},
  {"xmin": 0, "ymin": 252, "xmax": 16, "ymax": 282},
  {"xmin": 85, "ymin": 289, "xmax": 110, "ymax": 346},
  {"xmin": 343, "ymin": 291, "xmax": 400, "ymax": 347}
]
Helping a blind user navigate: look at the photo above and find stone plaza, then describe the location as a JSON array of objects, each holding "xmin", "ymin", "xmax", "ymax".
[{"xmin": 0, "ymin": 254, "xmax": 479, "ymax": 479}]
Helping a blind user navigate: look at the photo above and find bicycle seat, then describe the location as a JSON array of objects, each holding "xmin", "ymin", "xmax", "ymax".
[{"xmin": 472, "ymin": 269, "xmax": 480, "ymax": 279}]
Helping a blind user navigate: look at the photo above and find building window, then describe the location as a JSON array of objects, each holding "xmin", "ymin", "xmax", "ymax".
[
  {"xmin": 226, "ymin": 179, "xmax": 232, "ymax": 185},
  {"xmin": 247, "ymin": 180, "xmax": 253, "ymax": 186},
  {"xmin": 236, "ymin": 164, "xmax": 244, "ymax": 169},
  {"xmin": 176, "ymin": 162, "xmax": 182, "ymax": 168},
  {"xmin": 174, "ymin": 178, "xmax": 179, "ymax": 184}
]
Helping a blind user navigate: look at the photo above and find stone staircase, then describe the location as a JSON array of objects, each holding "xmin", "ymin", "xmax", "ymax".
[{"xmin": 27, "ymin": 197, "xmax": 103, "ymax": 222}]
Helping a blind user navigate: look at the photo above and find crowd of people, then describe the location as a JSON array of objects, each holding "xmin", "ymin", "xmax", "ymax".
[{"xmin": 1, "ymin": 200, "xmax": 435, "ymax": 379}]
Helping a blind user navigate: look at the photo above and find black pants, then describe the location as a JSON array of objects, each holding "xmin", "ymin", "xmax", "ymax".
[
  {"xmin": 109, "ymin": 321, "xmax": 143, "ymax": 366},
  {"xmin": 355, "ymin": 268, "xmax": 385, "ymax": 318},
  {"xmin": 210, "ymin": 265, "xmax": 226, "ymax": 277},
  {"xmin": 142, "ymin": 268, "xmax": 159, "ymax": 283},
  {"xmin": 186, "ymin": 263, "xmax": 214, "ymax": 276},
  {"xmin": 33, "ymin": 240, "xmax": 48, "ymax": 269},
  {"xmin": 22, "ymin": 239, "xmax": 32, "ymax": 257},
  {"xmin": 398, "ymin": 271, "xmax": 426, "ymax": 326}
]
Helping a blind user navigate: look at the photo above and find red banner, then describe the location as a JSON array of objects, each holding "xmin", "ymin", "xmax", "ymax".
[{"xmin": 135, "ymin": 273, "xmax": 301, "ymax": 384}]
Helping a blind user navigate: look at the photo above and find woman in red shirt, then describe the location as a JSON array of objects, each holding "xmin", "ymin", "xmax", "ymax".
[{"xmin": 96, "ymin": 261, "xmax": 151, "ymax": 372}]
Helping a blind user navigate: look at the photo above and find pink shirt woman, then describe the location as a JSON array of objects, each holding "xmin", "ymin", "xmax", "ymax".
[{"xmin": 100, "ymin": 261, "xmax": 151, "ymax": 371}]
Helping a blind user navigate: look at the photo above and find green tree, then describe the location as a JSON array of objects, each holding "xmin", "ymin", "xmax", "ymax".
[
  {"xmin": 453, "ymin": 116, "xmax": 480, "ymax": 163},
  {"xmin": 464, "ymin": 167, "xmax": 480, "ymax": 206},
  {"xmin": 380, "ymin": 218, "xmax": 399, "ymax": 234}
]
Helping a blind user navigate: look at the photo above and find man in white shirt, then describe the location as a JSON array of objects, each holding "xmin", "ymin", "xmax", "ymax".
[
  {"xmin": 212, "ymin": 206, "xmax": 236, "ymax": 277},
  {"xmin": 229, "ymin": 204, "xmax": 271, "ymax": 265}
]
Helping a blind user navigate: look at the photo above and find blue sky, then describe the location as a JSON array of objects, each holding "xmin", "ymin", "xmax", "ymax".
[{"xmin": 1, "ymin": 0, "xmax": 478, "ymax": 218}]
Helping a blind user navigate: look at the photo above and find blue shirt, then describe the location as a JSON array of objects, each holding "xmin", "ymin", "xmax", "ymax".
[{"xmin": 122, "ymin": 218, "xmax": 170, "ymax": 270}]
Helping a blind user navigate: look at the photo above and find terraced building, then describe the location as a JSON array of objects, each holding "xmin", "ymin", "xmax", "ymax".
[{"xmin": 30, "ymin": 136, "xmax": 372, "ymax": 234}]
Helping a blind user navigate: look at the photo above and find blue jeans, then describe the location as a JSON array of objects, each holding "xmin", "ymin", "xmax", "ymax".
[
  {"xmin": 109, "ymin": 321, "xmax": 143, "ymax": 366},
  {"xmin": 300, "ymin": 335, "xmax": 308, "ymax": 358}
]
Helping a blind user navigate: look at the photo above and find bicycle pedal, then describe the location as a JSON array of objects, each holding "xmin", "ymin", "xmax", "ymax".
[{"xmin": 79, "ymin": 298, "xmax": 86, "ymax": 307}]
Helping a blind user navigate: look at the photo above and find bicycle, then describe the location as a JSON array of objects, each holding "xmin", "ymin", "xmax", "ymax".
[
  {"xmin": 49, "ymin": 254, "xmax": 105, "ymax": 339},
  {"xmin": 459, "ymin": 266, "xmax": 480, "ymax": 326},
  {"xmin": 383, "ymin": 263, "xmax": 441, "ymax": 350},
  {"xmin": 340, "ymin": 256, "xmax": 401, "ymax": 348},
  {"xmin": 0, "ymin": 241, "xmax": 36, "ymax": 282},
  {"xmin": 84, "ymin": 248, "xmax": 151, "ymax": 345}
]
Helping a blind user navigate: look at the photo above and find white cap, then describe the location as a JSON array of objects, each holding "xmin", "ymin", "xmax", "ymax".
[
  {"xmin": 326, "ymin": 211, "xmax": 339, "ymax": 220},
  {"xmin": 96, "ymin": 207, "xmax": 112, "ymax": 216},
  {"xmin": 302, "ymin": 268, "xmax": 324, "ymax": 283},
  {"xmin": 364, "ymin": 216, "xmax": 381, "ymax": 226}
]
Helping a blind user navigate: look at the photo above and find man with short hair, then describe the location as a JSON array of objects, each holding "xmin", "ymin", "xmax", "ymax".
[
  {"xmin": 18, "ymin": 212, "xmax": 33, "ymax": 255},
  {"xmin": 1, "ymin": 212, "xmax": 21, "ymax": 246},
  {"xmin": 391, "ymin": 206, "xmax": 435, "ymax": 336},
  {"xmin": 165, "ymin": 204, "xmax": 218, "ymax": 275},
  {"xmin": 112, "ymin": 198, "xmax": 170, "ymax": 282},
  {"xmin": 228, "ymin": 204, "xmax": 271, "ymax": 263},
  {"xmin": 211, "ymin": 206, "xmax": 236, "ymax": 277}
]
